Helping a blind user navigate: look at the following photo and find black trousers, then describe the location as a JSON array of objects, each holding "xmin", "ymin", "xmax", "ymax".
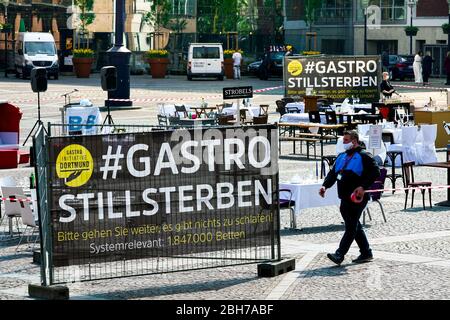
[
  {"xmin": 446, "ymin": 73, "xmax": 450, "ymax": 85},
  {"xmin": 336, "ymin": 199, "xmax": 371, "ymax": 257},
  {"xmin": 423, "ymin": 72, "xmax": 430, "ymax": 83}
]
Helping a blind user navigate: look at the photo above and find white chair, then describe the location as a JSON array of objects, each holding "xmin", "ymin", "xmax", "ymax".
[
  {"xmin": 335, "ymin": 136, "xmax": 345, "ymax": 154},
  {"xmin": 357, "ymin": 124, "xmax": 371, "ymax": 137},
  {"xmin": 0, "ymin": 186, "xmax": 26, "ymax": 237},
  {"xmin": 387, "ymin": 126, "xmax": 418, "ymax": 166},
  {"xmin": 15, "ymin": 189, "xmax": 38, "ymax": 252},
  {"xmin": 415, "ymin": 124, "xmax": 438, "ymax": 164}
]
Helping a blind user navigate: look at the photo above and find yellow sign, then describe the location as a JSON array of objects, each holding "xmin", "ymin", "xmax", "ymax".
[
  {"xmin": 66, "ymin": 38, "xmax": 73, "ymax": 50},
  {"xmin": 288, "ymin": 60, "xmax": 303, "ymax": 76},
  {"xmin": 56, "ymin": 144, "xmax": 93, "ymax": 187}
]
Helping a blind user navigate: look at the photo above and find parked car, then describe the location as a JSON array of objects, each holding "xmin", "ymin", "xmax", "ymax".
[
  {"xmin": 247, "ymin": 59, "xmax": 262, "ymax": 76},
  {"xmin": 258, "ymin": 51, "xmax": 286, "ymax": 80},
  {"xmin": 388, "ymin": 55, "xmax": 414, "ymax": 81}
]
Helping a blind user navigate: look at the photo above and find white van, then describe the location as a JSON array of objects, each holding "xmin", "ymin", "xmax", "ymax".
[
  {"xmin": 187, "ymin": 43, "xmax": 224, "ymax": 80},
  {"xmin": 15, "ymin": 32, "xmax": 59, "ymax": 80}
]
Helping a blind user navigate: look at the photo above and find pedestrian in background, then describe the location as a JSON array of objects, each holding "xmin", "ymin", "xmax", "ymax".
[
  {"xmin": 285, "ymin": 45, "xmax": 293, "ymax": 56},
  {"xmin": 319, "ymin": 131, "xmax": 380, "ymax": 266},
  {"xmin": 381, "ymin": 50, "xmax": 390, "ymax": 72},
  {"xmin": 422, "ymin": 51, "xmax": 434, "ymax": 85},
  {"xmin": 444, "ymin": 52, "xmax": 450, "ymax": 85},
  {"xmin": 232, "ymin": 50, "xmax": 242, "ymax": 80},
  {"xmin": 413, "ymin": 51, "xmax": 423, "ymax": 84}
]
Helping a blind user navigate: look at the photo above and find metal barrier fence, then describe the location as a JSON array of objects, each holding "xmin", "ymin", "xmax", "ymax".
[
  {"xmin": 36, "ymin": 123, "xmax": 281, "ymax": 284},
  {"xmin": 33, "ymin": 125, "xmax": 52, "ymax": 285}
]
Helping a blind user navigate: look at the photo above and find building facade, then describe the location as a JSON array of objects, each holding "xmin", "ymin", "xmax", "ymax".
[{"xmin": 284, "ymin": 0, "xmax": 449, "ymax": 75}]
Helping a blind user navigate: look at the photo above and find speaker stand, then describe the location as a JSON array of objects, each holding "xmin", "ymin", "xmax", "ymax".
[
  {"xmin": 101, "ymin": 103, "xmax": 115, "ymax": 130},
  {"xmin": 23, "ymin": 92, "xmax": 47, "ymax": 146}
]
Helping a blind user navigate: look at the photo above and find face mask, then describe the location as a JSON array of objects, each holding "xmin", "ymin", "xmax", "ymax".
[{"xmin": 343, "ymin": 142, "xmax": 353, "ymax": 151}]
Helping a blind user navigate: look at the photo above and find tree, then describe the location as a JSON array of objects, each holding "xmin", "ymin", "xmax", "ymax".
[
  {"xmin": 143, "ymin": 0, "xmax": 172, "ymax": 49},
  {"xmin": 74, "ymin": 0, "xmax": 96, "ymax": 48},
  {"xmin": 305, "ymin": 0, "xmax": 322, "ymax": 33},
  {"xmin": 197, "ymin": 0, "xmax": 250, "ymax": 34}
]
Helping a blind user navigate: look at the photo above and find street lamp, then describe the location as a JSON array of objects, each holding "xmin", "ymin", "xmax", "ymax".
[
  {"xmin": 408, "ymin": 0, "xmax": 417, "ymax": 55},
  {"xmin": 362, "ymin": 0, "xmax": 369, "ymax": 55},
  {"xmin": 2, "ymin": 0, "xmax": 9, "ymax": 78}
]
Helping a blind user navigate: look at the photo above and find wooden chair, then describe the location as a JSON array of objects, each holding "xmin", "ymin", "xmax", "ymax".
[
  {"xmin": 253, "ymin": 115, "xmax": 268, "ymax": 124},
  {"xmin": 174, "ymin": 105, "xmax": 188, "ymax": 118},
  {"xmin": 363, "ymin": 168, "xmax": 388, "ymax": 224},
  {"xmin": 321, "ymin": 155, "xmax": 337, "ymax": 178},
  {"xmin": 402, "ymin": 161, "xmax": 432, "ymax": 210},
  {"xmin": 259, "ymin": 104, "xmax": 269, "ymax": 115},
  {"xmin": 239, "ymin": 109, "xmax": 253, "ymax": 124},
  {"xmin": 275, "ymin": 100, "xmax": 287, "ymax": 116},
  {"xmin": 157, "ymin": 114, "xmax": 168, "ymax": 126},
  {"xmin": 281, "ymin": 97, "xmax": 295, "ymax": 105},
  {"xmin": 261, "ymin": 189, "xmax": 296, "ymax": 229},
  {"xmin": 218, "ymin": 114, "xmax": 235, "ymax": 125},
  {"xmin": 216, "ymin": 104, "xmax": 224, "ymax": 113},
  {"xmin": 308, "ymin": 111, "xmax": 321, "ymax": 123}
]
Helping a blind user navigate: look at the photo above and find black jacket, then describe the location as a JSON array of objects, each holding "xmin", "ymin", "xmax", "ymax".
[
  {"xmin": 422, "ymin": 56, "xmax": 434, "ymax": 74},
  {"xmin": 323, "ymin": 146, "xmax": 380, "ymax": 201},
  {"xmin": 380, "ymin": 80, "xmax": 395, "ymax": 97}
]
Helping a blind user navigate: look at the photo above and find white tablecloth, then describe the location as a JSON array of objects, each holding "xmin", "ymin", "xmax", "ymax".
[
  {"xmin": 222, "ymin": 105, "xmax": 260, "ymax": 117},
  {"xmin": 280, "ymin": 181, "xmax": 339, "ymax": 215},
  {"xmin": 280, "ymin": 113, "xmax": 326, "ymax": 124},
  {"xmin": 335, "ymin": 136, "xmax": 387, "ymax": 164},
  {"xmin": 66, "ymin": 106, "xmax": 102, "ymax": 135},
  {"xmin": 332, "ymin": 103, "xmax": 372, "ymax": 112}
]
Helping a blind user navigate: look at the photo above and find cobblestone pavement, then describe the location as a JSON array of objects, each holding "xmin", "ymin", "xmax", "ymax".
[{"xmin": 1, "ymin": 76, "xmax": 450, "ymax": 300}]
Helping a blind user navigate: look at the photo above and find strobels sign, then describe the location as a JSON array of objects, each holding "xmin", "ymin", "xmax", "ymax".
[{"xmin": 284, "ymin": 55, "xmax": 381, "ymax": 102}]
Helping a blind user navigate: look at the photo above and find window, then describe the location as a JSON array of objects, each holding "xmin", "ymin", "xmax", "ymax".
[
  {"xmin": 171, "ymin": 0, "xmax": 196, "ymax": 17},
  {"xmin": 358, "ymin": 0, "xmax": 406, "ymax": 22},
  {"xmin": 316, "ymin": 0, "xmax": 352, "ymax": 25},
  {"xmin": 193, "ymin": 47, "xmax": 220, "ymax": 59},
  {"xmin": 285, "ymin": 0, "xmax": 303, "ymax": 21},
  {"xmin": 25, "ymin": 42, "xmax": 56, "ymax": 55}
]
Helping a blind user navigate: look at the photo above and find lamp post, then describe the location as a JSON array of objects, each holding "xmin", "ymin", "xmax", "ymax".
[
  {"xmin": 362, "ymin": 0, "xmax": 369, "ymax": 55},
  {"xmin": 106, "ymin": 0, "xmax": 132, "ymax": 107},
  {"xmin": 408, "ymin": 0, "xmax": 417, "ymax": 55},
  {"xmin": 2, "ymin": 0, "xmax": 9, "ymax": 78}
]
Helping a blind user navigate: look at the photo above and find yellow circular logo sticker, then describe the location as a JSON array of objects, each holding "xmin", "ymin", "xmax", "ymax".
[
  {"xmin": 56, "ymin": 144, "xmax": 93, "ymax": 187},
  {"xmin": 288, "ymin": 60, "xmax": 303, "ymax": 76}
]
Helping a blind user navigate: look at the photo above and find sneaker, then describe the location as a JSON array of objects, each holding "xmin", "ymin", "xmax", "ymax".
[
  {"xmin": 327, "ymin": 253, "xmax": 344, "ymax": 265},
  {"xmin": 352, "ymin": 254, "xmax": 373, "ymax": 264}
]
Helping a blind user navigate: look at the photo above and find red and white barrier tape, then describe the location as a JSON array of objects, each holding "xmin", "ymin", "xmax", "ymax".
[
  {"xmin": 363, "ymin": 184, "xmax": 450, "ymax": 194},
  {"xmin": 1, "ymin": 197, "xmax": 32, "ymax": 202},
  {"xmin": 8, "ymin": 85, "xmax": 285, "ymax": 104},
  {"xmin": 351, "ymin": 184, "xmax": 450, "ymax": 203},
  {"xmin": 395, "ymin": 84, "xmax": 448, "ymax": 91}
]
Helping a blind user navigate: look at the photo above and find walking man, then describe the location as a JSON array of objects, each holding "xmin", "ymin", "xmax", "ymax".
[
  {"xmin": 232, "ymin": 50, "xmax": 242, "ymax": 80},
  {"xmin": 319, "ymin": 131, "xmax": 380, "ymax": 265}
]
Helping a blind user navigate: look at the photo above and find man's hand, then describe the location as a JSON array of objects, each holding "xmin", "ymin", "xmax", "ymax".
[
  {"xmin": 354, "ymin": 187, "xmax": 365, "ymax": 200},
  {"xmin": 319, "ymin": 187, "xmax": 326, "ymax": 198}
]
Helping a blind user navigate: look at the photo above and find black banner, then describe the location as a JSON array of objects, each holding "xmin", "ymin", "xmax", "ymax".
[
  {"xmin": 223, "ymin": 86, "xmax": 253, "ymax": 100},
  {"xmin": 48, "ymin": 126, "xmax": 279, "ymax": 267},
  {"xmin": 284, "ymin": 55, "xmax": 381, "ymax": 103}
]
